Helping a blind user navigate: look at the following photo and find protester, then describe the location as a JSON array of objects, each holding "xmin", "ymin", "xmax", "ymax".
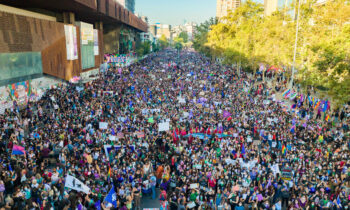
[{"xmin": 0, "ymin": 49, "xmax": 349, "ymax": 210}]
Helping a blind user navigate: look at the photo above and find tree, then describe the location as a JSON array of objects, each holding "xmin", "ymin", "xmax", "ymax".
[
  {"xmin": 201, "ymin": 0, "xmax": 350, "ymax": 106},
  {"xmin": 152, "ymin": 42, "xmax": 160, "ymax": 52},
  {"xmin": 174, "ymin": 42, "xmax": 183, "ymax": 52},
  {"xmin": 178, "ymin": 31, "xmax": 189, "ymax": 43},
  {"xmin": 159, "ymin": 34, "xmax": 169, "ymax": 49},
  {"xmin": 136, "ymin": 40, "xmax": 151, "ymax": 56},
  {"xmin": 299, "ymin": 0, "xmax": 350, "ymax": 107},
  {"xmin": 192, "ymin": 17, "xmax": 218, "ymax": 57},
  {"xmin": 172, "ymin": 36, "xmax": 184, "ymax": 52}
]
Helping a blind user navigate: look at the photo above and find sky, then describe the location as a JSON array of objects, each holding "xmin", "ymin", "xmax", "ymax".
[{"xmin": 136, "ymin": 0, "xmax": 264, "ymax": 26}]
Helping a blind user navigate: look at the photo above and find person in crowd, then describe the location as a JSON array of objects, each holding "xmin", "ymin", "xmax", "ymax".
[{"xmin": 0, "ymin": 49, "xmax": 349, "ymax": 209}]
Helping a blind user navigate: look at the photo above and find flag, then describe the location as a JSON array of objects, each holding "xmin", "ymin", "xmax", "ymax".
[
  {"xmin": 12, "ymin": 145, "xmax": 25, "ymax": 155},
  {"xmin": 289, "ymin": 93, "xmax": 297, "ymax": 100},
  {"xmin": 282, "ymin": 145, "xmax": 286, "ymax": 155},
  {"xmin": 308, "ymin": 96, "xmax": 312, "ymax": 106},
  {"xmin": 105, "ymin": 186, "xmax": 117, "ymax": 207},
  {"xmin": 241, "ymin": 144, "xmax": 246, "ymax": 154},
  {"xmin": 337, "ymin": 195, "xmax": 342, "ymax": 207},
  {"xmin": 223, "ymin": 110, "xmax": 231, "ymax": 118},
  {"xmin": 77, "ymin": 204, "xmax": 83, "ymax": 210},
  {"xmin": 325, "ymin": 114, "xmax": 329, "ymax": 122},
  {"xmin": 282, "ymin": 89, "xmax": 290, "ymax": 97},
  {"xmin": 266, "ymin": 179, "xmax": 271, "ymax": 189},
  {"xmin": 290, "ymin": 125, "xmax": 295, "ymax": 134},
  {"xmin": 302, "ymin": 122, "xmax": 307, "ymax": 128},
  {"xmin": 314, "ymin": 100, "xmax": 321, "ymax": 110},
  {"xmin": 107, "ymin": 165, "xmax": 111, "ymax": 181},
  {"xmin": 323, "ymin": 100, "xmax": 329, "ymax": 112},
  {"xmin": 95, "ymin": 200, "xmax": 101, "ymax": 210},
  {"xmin": 172, "ymin": 129, "xmax": 178, "ymax": 141},
  {"xmin": 65, "ymin": 175, "xmax": 91, "ymax": 194}
]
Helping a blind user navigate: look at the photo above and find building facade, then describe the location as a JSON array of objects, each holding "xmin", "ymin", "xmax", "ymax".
[
  {"xmin": 216, "ymin": 0, "xmax": 241, "ymax": 19},
  {"xmin": 0, "ymin": 0, "xmax": 146, "ymax": 84},
  {"xmin": 149, "ymin": 24, "xmax": 157, "ymax": 37},
  {"xmin": 264, "ymin": 0, "xmax": 295, "ymax": 16},
  {"xmin": 155, "ymin": 24, "xmax": 172, "ymax": 40},
  {"xmin": 171, "ymin": 23, "xmax": 197, "ymax": 41},
  {"xmin": 115, "ymin": 0, "xmax": 135, "ymax": 14}
]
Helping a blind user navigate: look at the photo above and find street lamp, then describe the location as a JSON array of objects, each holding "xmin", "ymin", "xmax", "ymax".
[{"xmin": 290, "ymin": 0, "xmax": 302, "ymax": 88}]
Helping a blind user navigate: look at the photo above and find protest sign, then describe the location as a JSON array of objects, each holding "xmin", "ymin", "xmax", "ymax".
[
  {"xmin": 109, "ymin": 135, "xmax": 117, "ymax": 141},
  {"xmin": 183, "ymin": 112, "xmax": 189, "ymax": 118},
  {"xmin": 135, "ymin": 131, "xmax": 145, "ymax": 138},
  {"xmin": 104, "ymin": 145, "xmax": 136, "ymax": 158},
  {"xmin": 189, "ymin": 183, "xmax": 199, "ymax": 189},
  {"xmin": 178, "ymin": 98, "xmax": 186, "ymax": 103},
  {"xmin": 116, "ymin": 132, "xmax": 124, "ymax": 139},
  {"xmin": 158, "ymin": 121, "xmax": 170, "ymax": 132},
  {"xmin": 272, "ymin": 142, "xmax": 277, "ymax": 148},
  {"xmin": 99, "ymin": 122, "xmax": 108, "ymax": 129}
]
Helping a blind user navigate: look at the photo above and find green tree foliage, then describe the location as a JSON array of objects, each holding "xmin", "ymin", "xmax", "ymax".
[
  {"xmin": 192, "ymin": 17, "xmax": 218, "ymax": 57},
  {"xmin": 203, "ymin": 0, "xmax": 350, "ymax": 106},
  {"xmin": 152, "ymin": 42, "xmax": 160, "ymax": 52},
  {"xmin": 178, "ymin": 31, "xmax": 189, "ymax": 43},
  {"xmin": 159, "ymin": 34, "xmax": 169, "ymax": 49},
  {"xmin": 174, "ymin": 42, "xmax": 183, "ymax": 52},
  {"xmin": 136, "ymin": 40, "xmax": 151, "ymax": 56},
  {"xmin": 172, "ymin": 36, "xmax": 184, "ymax": 52}
]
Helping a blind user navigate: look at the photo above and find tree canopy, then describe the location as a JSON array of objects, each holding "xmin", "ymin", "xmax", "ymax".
[
  {"xmin": 159, "ymin": 34, "xmax": 169, "ymax": 49},
  {"xmin": 196, "ymin": 0, "xmax": 350, "ymax": 107}
]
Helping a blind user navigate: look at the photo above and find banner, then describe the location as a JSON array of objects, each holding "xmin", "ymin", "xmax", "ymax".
[
  {"xmin": 72, "ymin": 26, "xmax": 78, "ymax": 59},
  {"xmin": 65, "ymin": 175, "xmax": 90, "ymax": 194},
  {"xmin": 105, "ymin": 186, "xmax": 117, "ymax": 207},
  {"xmin": 8, "ymin": 80, "xmax": 32, "ymax": 106},
  {"xmin": 80, "ymin": 22, "xmax": 93, "ymax": 45},
  {"xmin": 93, "ymin": 29, "xmax": 99, "ymax": 55},
  {"xmin": 104, "ymin": 145, "xmax": 136, "ymax": 158},
  {"xmin": 64, "ymin": 25, "xmax": 78, "ymax": 60},
  {"xmin": 64, "ymin": 25, "xmax": 73, "ymax": 60}
]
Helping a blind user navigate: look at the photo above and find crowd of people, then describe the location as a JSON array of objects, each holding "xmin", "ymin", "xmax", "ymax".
[{"xmin": 0, "ymin": 50, "xmax": 349, "ymax": 210}]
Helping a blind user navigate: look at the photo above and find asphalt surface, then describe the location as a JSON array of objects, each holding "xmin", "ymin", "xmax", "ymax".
[{"xmin": 140, "ymin": 188, "xmax": 161, "ymax": 209}]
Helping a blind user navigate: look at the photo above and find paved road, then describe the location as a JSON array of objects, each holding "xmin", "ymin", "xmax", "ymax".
[{"xmin": 140, "ymin": 188, "xmax": 161, "ymax": 209}]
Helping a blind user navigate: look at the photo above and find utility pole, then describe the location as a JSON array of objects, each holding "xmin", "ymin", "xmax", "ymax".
[{"xmin": 290, "ymin": 0, "xmax": 301, "ymax": 89}]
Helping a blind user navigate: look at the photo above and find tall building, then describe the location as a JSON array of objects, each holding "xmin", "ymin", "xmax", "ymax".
[
  {"xmin": 116, "ymin": 0, "xmax": 135, "ymax": 13},
  {"xmin": 264, "ymin": 0, "xmax": 295, "ymax": 16},
  {"xmin": 216, "ymin": 0, "xmax": 241, "ymax": 19},
  {"xmin": 149, "ymin": 25, "xmax": 157, "ymax": 37},
  {"xmin": 155, "ymin": 23, "xmax": 172, "ymax": 40},
  {"xmin": 171, "ymin": 22, "xmax": 197, "ymax": 41}
]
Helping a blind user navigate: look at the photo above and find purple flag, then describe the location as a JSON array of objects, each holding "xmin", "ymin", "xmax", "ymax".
[{"xmin": 223, "ymin": 111, "xmax": 231, "ymax": 118}]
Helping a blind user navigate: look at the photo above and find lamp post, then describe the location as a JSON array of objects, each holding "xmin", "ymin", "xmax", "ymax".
[{"xmin": 290, "ymin": 0, "xmax": 302, "ymax": 88}]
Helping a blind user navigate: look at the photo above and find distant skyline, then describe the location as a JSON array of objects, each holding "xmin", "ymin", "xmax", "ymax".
[{"xmin": 136, "ymin": 0, "xmax": 264, "ymax": 26}]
